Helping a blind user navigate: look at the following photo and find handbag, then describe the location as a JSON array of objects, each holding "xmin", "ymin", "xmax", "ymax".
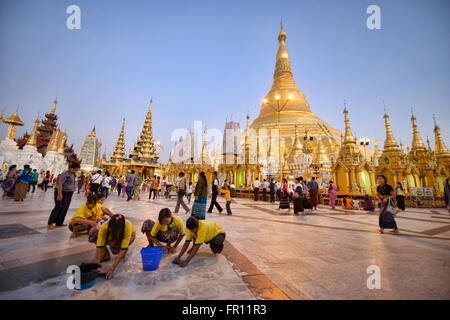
[
  {"xmin": 293, "ymin": 191, "xmax": 300, "ymax": 199},
  {"xmin": 384, "ymin": 198, "xmax": 397, "ymax": 215}
]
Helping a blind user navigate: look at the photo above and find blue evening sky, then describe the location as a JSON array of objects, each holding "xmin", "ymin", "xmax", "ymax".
[{"xmin": 0, "ymin": 0, "xmax": 449, "ymax": 161}]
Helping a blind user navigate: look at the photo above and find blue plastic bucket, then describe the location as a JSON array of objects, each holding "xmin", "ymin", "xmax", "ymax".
[
  {"xmin": 78, "ymin": 279, "xmax": 96, "ymax": 290},
  {"xmin": 140, "ymin": 247, "xmax": 164, "ymax": 271}
]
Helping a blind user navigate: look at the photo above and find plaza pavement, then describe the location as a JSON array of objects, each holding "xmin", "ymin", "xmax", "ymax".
[{"xmin": 0, "ymin": 189, "xmax": 449, "ymax": 300}]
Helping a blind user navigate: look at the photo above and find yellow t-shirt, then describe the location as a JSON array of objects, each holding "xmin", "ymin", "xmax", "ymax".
[
  {"xmin": 69, "ymin": 203, "xmax": 102, "ymax": 225},
  {"xmin": 186, "ymin": 220, "xmax": 225, "ymax": 245},
  {"xmin": 93, "ymin": 203, "xmax": 108, "ymax": 221},
  {"xmin": 219, "ymin": 189, "xmax": 231, "ymax": 201},
  {"xmin": 150, "ymin": 215, "xmax": 185, "ymax": 237},
  {"xmin": 96, "ymin": 219, "xmax": 136, "ymax": 250}
]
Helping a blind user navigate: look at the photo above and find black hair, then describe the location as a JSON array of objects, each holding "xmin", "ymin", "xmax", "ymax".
[
  {"xmin": 87, "ymin": 194, "xmax": 98, "ymax": 204},
  {"xmin": 106, "ymin": 172, "xmax": 111, "ymax": 177},
  {"xmin": 107, "ymin": 214, "xmax": 125, "ymax": 242},
  {"xmin": 186, "ymin": 216, "xmax": 199, "ymax": 230},
  {"xmin": 377, "ymin": 175, "xmax": 387, "ymax": 184},
  {"xmin": 199, "ymin": 171, "xmax": 207, "ymax": 185},
  {"xmin": 158, "ymin": 208, "xmax": 172, "ymax": 223},
  {"xmin": 70, "ymin": 162, "xmax": 81, "ymax": 169},
  {"xmin": 9, "ymin": 165, "xmax": 16, "ymax": 171},
  {"xmin": 97, "ymin": 193, "xmax": 106, "ymax": 200},
  {"xmin": 24, "ymin": 164, "xmax": 30, "ymax": 169},
  {"xmin": 179, "ymin": 172, "xmax": 184, "ymax": 177},
  {"xmin": 33, "ymin": 169, "xmax": 37, "ymax": 172},
  {"xmin": 213, "ymin": 171, "xmax": 218, "ymax": 176},
  {"xmin": 397, "ymin": 182, "xmax": 403, "ymax": 190},
  {"xmin": 97, "ymin": 170, "xmax": 101, "ymax": 174},
  {"xmin": 312, "ymin": 177, "xmax": 316, "ymax": 180},
  {"xmin": 131, "ymin": 170, "xmax": 135, "ymax": 174}
]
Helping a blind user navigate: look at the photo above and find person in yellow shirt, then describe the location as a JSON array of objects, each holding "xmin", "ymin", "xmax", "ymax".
[
  {"xmin": 219, "ymin": 185, "xmax": 232, "ymax": 215},
  {"xmin": 92, "ymin": 214, "xmax": 136, "ymax": 280},
  {"xmin": 173, "ymin": 216, "xmax": 225, "ymax": 268},
  {"xmin": 68, "ymin": 194, "xmax": 102, "ymax": 238},
  {"xmin": 95, "ymin": 193, "xmax": 113, "ymax": 220},
  {"xmin": 141, "ymin": 208, "xmax": 185, "ymax": 253}
]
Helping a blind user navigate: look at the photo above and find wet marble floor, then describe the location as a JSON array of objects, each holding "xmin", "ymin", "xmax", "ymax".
[{"xmin": 0, "ymin": 189, "xmax": 449, "ymax": 299}]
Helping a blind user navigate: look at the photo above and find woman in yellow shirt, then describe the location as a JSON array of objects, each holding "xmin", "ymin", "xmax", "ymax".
[
  {"xmin": 173, "ymin": 216, "xmax": 225, "ymax": 268},
  {"xmin": 92, "ymin": 214, "xmax": 136, "ymax": 280},
  {"xmin": 68, "ymin": 194, "xmax": 101, "ymax": 238},
  {"xmin": 141, "ymin": 208, "xmax": 185, "ymax": 253}
]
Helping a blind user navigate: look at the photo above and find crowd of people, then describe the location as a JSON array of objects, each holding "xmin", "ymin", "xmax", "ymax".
[{"xmin": 2, "ymin": 161, "xmax": 450, "ymax": 280}]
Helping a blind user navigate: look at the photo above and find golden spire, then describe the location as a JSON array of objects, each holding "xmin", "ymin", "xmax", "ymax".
[
  {"xmin": 25, "ymin": 118, "xmax": 40, "ymax": 147},
  {"xmin": 373, "ymin": 137, "xmax": 380, "ymax": 159},
  {"xmin": 57, "ymin": 131, "xmax": 66, "ymax": 155},
  {"xmin": 47, "ymin": 129, "xmax": 60, "ymax": 152},
  {"xmin": 400, "ymin": 141, "xmax": 404, "ymax": 153},
  {"xmin": 130, "ymin": 99, "xmax": 159, "ymax": 161},
  {"xmin": 314, "ymin": 129, "xmax": 329, "ymax": 164},
  {"xmin": 111, "ymin": 118, "xmax": 126, "ymax": 161},
  {"xmin": 433, "ymin": 116, "xmax": 449, "ymax": 157},
  {"xmin": 89, "ymin": 127, "xmax": 96, "ymax": 137},
  {"xmin": 51, "ymin": 98, "xmax": 57, "ymax": 114},
  {"xmin": 201, "ymin": 128, "xmax": 210, "ymax": 165},
  {"xmin": 302, "ymin": 129, "xmax": 313, "ymax": 153},
  {"xmin": 410, "ymin": 111, "xmax": 426, "ymax": 153},
  {"xmin": 288, "ymin": 124, "xmax": 303, "ymax": 163},
  {"xmin": 256, "ymin": 23, "xmax": 311, "ymax": 119},
  {"xmin": 343, "ymin": 106, "xmax": 354, "ymax": 143},
  {"xmin": 382, "ymin": 112, "xmax": 400, "ymax": 153},
  {"xmin": 3, "ymin": 108, "xmax": 25, "ymax": 139}
]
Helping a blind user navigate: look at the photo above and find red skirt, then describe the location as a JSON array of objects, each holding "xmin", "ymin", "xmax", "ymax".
[{"xmin": 309, "ymin": 189, "xmax": 318, "ymax": 207}]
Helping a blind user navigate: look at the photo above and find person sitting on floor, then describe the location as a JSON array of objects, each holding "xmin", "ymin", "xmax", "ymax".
[
  {"xmin": 68, "ymin": 194, "xmax": 101, "ymax": 238},
  {"xmin": 341, "ymin": 196, "xmax": 355, "ymax": 210},
  {"xmin": 95, "ymin": 193, "xmax": 114, "ymax": 220},
  {"xmin": 363, "ymin": 195, "xmax": 375, "ymax": 212},
  {"xmin": 92, "ymin": 214, "xmax": 136, "ymax": 280},
  {"xmin": 173, "ymin": 216, "xmax": 226, "ymax": 268},
  {"xmin": 141, "ymin": 208, "xmax": 185, "ymax": 253}
]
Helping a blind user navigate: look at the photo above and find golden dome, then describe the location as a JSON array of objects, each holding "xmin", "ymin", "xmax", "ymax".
[{"xmin": 3, "ymin": 110, "xmax": 24, "ymax": 126}]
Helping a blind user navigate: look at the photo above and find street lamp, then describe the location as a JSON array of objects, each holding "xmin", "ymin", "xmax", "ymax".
[
  {"xmin": 359, "ymin": 137, "xmax": 370, "ymax": 159},
  {"xmin": 263, "ymin": 93, "xmax": 292, "ymax": 181}
]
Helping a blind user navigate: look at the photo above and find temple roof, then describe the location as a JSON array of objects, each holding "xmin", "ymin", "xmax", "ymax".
[{"xmin": 3, "ymin": 110, "xmax": 24, "ymax": 126}]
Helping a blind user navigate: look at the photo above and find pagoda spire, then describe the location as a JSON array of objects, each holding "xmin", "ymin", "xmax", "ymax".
[
  {"xmin": 89, "ymin": 127, "xmax": 96, "ymax": 137},
  {"xmin": 57, "ymin": 131, "xmax": 66, "ymax": 155},
  {"xmin": 410, "ymin": 111, "xmax": 426, "ymax": 153},
  {"xmin": 51, "ymin": 98, "xmax": 57, "ymax": 114},
  {"xmin": 382, "ymin": 112, "xmax": 400, "ymax": 153},
  {"xmin": 287, "ymin": 124, "xmax": 303, "ymax": 163},
  {"xmin": 130, "ymin": 99, "xmax": 159, "ymax": 161},
  {"xmin": 373, "ymin": 137, "xmax": 380, "ymax": 159},
  {"xmin": 302, "ymin": 129, "xmax": 313, "ymax": 153},
  {"xmin": 433, "ymin": 116, "xmax": 449, "ymax": 157},
  {"xmin": 343, "ymin": 105, "xmax": 354, "ymax": 144},
  {"xmin": 111, "ymin": 118, "xmax": 126, "ymax": 161},
  {"xmin": 25, "ymin": 118, "xmax": 40, "ymax": 147},
  {"xmin": 314, "ymin": 129, "xmax": 329, "ymax": 164},
  {"xmin": 47, "ymin": 129, "xmax": 60, "ymax": 152}
]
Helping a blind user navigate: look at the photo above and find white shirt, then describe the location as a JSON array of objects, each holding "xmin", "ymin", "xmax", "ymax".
[
  {"xmin": 102, "ymin": 176, "xmax": 112, "ymax": 189},
  {"xmin": 230, "ymin": 184, "xmax": 235, "ymax": 189},
  {"xmin": 187, "ymin": 186, "xmax": 193, "ymax": 194},
  {"xmin": 262, "ymin": 181, "xmax": 270, "ymax": 189},
  {"xmin": 91, "ymin": 173, "xmax": 103, "ymax": 184},
  {"xmin": 254, "ymin": 180, "xmax": 261, "ymax": 188}
]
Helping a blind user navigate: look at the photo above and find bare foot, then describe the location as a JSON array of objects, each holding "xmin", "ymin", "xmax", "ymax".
[
  {"xmin": 389, "ymin": 229, "xmax": 399, "ymax": 234},
  {"xmin": 378, "ymin": 229, "xmax": 384, "ymax": 234},
  {"xmin": 70, "ymin": 232, "xmax": 77, "ymax": 239},
  {"xmin": 47, "ymin": 224, "xmax": 55, "ymax": 230}
]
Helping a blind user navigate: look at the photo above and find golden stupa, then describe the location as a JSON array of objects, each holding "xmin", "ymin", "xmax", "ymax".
[{"xmin": 251, "ymin": 23, "xmax": 342, "ymax": 157}]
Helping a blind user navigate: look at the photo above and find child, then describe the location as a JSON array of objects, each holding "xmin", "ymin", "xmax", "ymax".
[
  {"xmin": 363, "ymin": 195, "xmax": 375, "ymax": 212},
  {"xmin": 219, "ymin": 185, "xmax": 232, "ymax": 215},
  {"xmin": 172, "ymin": 216, "xmax": 225, "ymax": 268},
  {"xmin": 92, "ymin": 214, "xmax": 136, "ymax": 280},
  {"xmin": 186, "ymin": 182, "xmax": 193, "ymax": 203},
  {"xmin": 96, "ymin": 193, "xmax": 114, "ymax": 220},
  {"xmin": 141, "ymin": 208, "xmax": 185, "ymax": 253},
  {"xmin": 68, "ymin": 194, "xmax": 102, "ymax": 238}
]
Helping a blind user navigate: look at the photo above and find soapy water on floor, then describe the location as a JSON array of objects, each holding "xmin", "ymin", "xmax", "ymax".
[{"xmin": 0, "ymin": 241, "xmax": 255, "ymax": 300}]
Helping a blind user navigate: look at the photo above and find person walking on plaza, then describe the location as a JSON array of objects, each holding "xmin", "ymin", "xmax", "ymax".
[
  {"xmin": 133, "ymin": 177, "xmax": 141, "ymax": 200},
  {"xmin": 275, "ymin": 180, "xmax": 281, "ymax": 201},
  {"xmin": 293, "ymin": 177, "xmax": 304, "ymax": 215},
  {"xmin": 77, "ymin": 172, "xmax": 85, "ymax": 194},
  {"xmin": 444, "ymin": 177, "xmax": 450, "ymax": 213},
  {"xmin": 149, "ymin": 175, "xmax": 157, "ymax": 199},
  {"xmin": 28, "ymin": 169, "xmax": 39, "ymax": 193},
  {"xmin": 160, "ymin": 176, "xmax": 167, "ymax": 198},
  {"xmin": 116, "ymin": 175, "xmax": 124, "ymax": 196},
  {"xmin": 307, "ymin": 177, "xmax": 319, "ymax": 210},
  {"xmin": 395, "ymin": 182, "xmax": 406, "ymax": 212},
  {"xmin": 90, "ymin": 170, "xmax": 103, "ymax": 195},
  {"xmin": 110, "ymin": 176, "xmax": 117, "ymax": 193},
  {"xmin": 253, "ymin": 178, "xmax": 261, "ymax": 201},
  {"xmin": 186, "ymin": 181, "xmax": 193, "ymax": 203},
  {"xmin": 376, "ymin": 175, "xmax": 399, "ymax": 234},
  {"xmin": 15, "ymin": 164, "xmax": 32, "ymax": 201},
  {"xmin": 269, "ymin": 179, "xmax": 275, "ymax": 203},
  {"xmin": 219, "ymin": 185, "xmax": 232, "ymax": 215},
  {"xmin": 47, "ymin": 162, "xmax": 80, "ymax": 230},
  {"xmin": 328, "ymin": 180, "xmax": 338, "ymax": 209},
  {"xmin": 125, "ymin": 170, "xmax": 137, "ymax": 201},
  {"xmin": 174, "ymin": 172, "xmax": 190, "ymax": 214},
  {"xmin": 2, "ymin": 165, "xmax": 18, "ymax": 199},
  {"xmin": 278, "ymin": 179, "xmax": 290, "ymax": 212},
  {"xmin": 208, "ymin": 171, "xmax": 223, "ymax": 214},
  {"xmin": 262, "ymin": 179, "xmax": 269, "ymax": 202},
  {"xmin": 191, "ymin": 171, "xmax": 208, "ymax": 219},
  {"xmin": 101, "ymin": 172, "xmax": 112, "ymax": 198}
]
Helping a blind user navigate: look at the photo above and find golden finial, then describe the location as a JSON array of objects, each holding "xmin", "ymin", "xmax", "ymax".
[
  {"xmin": 51, "ymin": 98, "xmax": 57, "ymax": 114},
  {"xmin": 25, "ymin": 118, "xmax": 40, "ymax": 147},
  {"xmin": 410, "ymin": 108, "xmax": 426, "ymax": 152}
]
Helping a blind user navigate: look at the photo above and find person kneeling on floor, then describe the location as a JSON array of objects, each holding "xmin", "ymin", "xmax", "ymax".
[
  {"xmin": 173, "ymin": 216, "xmax": 226, "ymax": 268},
  {"xmin": 141, "ymin": 208, "xmax": 185, "ymax": 253},
  {"xmin": 95, "ymin": 193, "xmax": 114, "ymax": 219},
  {"xmin": 92, "ymin": 214, "xmax": 136, "ymax": 280},
  {"xmin": 68, "ymin": 194, "xmax": 102, "ymax": 238}
]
